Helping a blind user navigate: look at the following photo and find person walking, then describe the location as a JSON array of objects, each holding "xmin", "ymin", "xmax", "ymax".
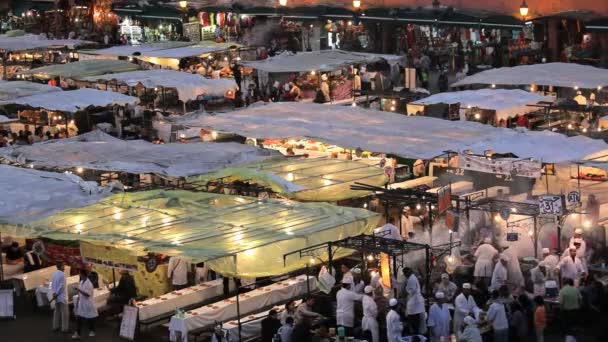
[
  {"xmin": 533, "ymin": 296, "xmax": 547, "ymax": 342},
  {"xmin": 486, "ymin": 290, "xmax": 509, "ymax": 342},
  {"xmin": 72, "ymin": 269, "xmax": 98, "ymax": 339},
  {"xmin": 51, "ymin": 261, "xmax": 69, "ymax": 333}
]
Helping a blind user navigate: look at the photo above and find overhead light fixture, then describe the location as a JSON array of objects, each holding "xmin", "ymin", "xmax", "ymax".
[
  {"xmin": 179, "ymin": 1, "xmax": 188, "ymax": 9},
  {"xmin": 353, "ymin": 0, "xmax": 361, "ymax": 9},
  {"xmin": 519, "ymin": 0, "xmax": 529, "ymax": 19},
  {"xmin": 279, "ymin": 0, "xmax": 287, "ymax": 6}
]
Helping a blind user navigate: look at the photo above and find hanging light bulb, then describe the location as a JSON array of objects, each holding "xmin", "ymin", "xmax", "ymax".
[
  {"xmin": 353, "ymin": 0, "xmax": 361, "ymax": 9},
  {"xmin": 309, "ymin": 257, "xmax": 315, "ymax": 264},
  {"xmin": 279, "ymin": 0, "xmax": 288, "ymax": 6},
  {"xmin": 367, "ymin": 254, "xmax": 374, "ymax": 261},
  {"xmin": 494, "ymin": 215, "xmax": 501, "ymax": 222},
  {"xmin": 179, "ymin": 1, "xmax": 188, "ymax": 9},
  {"xmin": 528, "ymin": 230, "xmax": 534, "ymax": 236},
  {"xmin": 447, "ymin": 255, "xmax": 454, "ymax": 263},
  {"xmin": 416, "ymin": 203, "xmax": 421, "ymax": 210},
  {"xmin": 519, "ymin": 0, "xmax": 529, "ymax": 19}
]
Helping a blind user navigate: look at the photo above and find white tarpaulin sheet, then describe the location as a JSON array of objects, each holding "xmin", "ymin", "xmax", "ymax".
[
  {"xmin": 451, "ymin": 63, "xmax": 608, "ymax": 89},
  {"xmin": 240, "ymin": 49, "xmax": 403, "ymax": 73},
  {"xmin": 134, "ymin": 42, "xmax": 238, "ymax": 59},
  {"xmin": 0, "ymin": 164, "xmax": 110, "ymax": 223},
  {"xmin": 409, "ymin": 89, "xmax": 552, "ymax": 120},
  {"xmin": 0, "ymin": 81, "xmax": 62, "ymax": 100},
  {"xmin": 81, "ymin": 69, "xmax": 237, "ymax": 102},
  {"xmin": 0, "ymin": 88, "xmax": 140, "ymax": 113},
  {"xmin": 0, "ymin": 131, "xmax": 279, "ymax": 177},
  {"xmin": 172, "ymin": 102, "xmax": 608, "ymax": 163},
  {"xmin": 0, "ymin": 114, "xmax": 16, "ymax": 123},
  {"xmin": 78, "ymin": 41, "xmax": 194, "ymax": 57},
  {"xmin": 0, "ymin": 34, "xmax": 93, "ymax": 52}
]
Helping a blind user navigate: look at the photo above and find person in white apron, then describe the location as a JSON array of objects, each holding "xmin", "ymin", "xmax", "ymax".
[
  {"xmin": 530, "ymin": 263, "xmax": 548, "ymax": 296},
  {"xmin": 453, "ymin": 283, "xmax": 478, "ymax": 337},
  {"xmin": 72, "ymin": 269, "xmax": 98, "ymax": 339},
  {"xmin": 386, "ymin": 299, "xmax": 403, "ymax": 342},
  {"xmin": 336, "ymin": 279, "xmax": 363, "ymax": 334},
  {"xmin": 403, "ymin": 268, "xmax": 425, "ymax": 335},
  {"xmin": 361, "ymin": 286, "xmax": 379, "ymax": 342},
  {"xmin": 474, "ymin": 238, "xmax": 498, "ymax": 286},
  {"xmin": 427, "ymin": 292, "xmax": 451, "ymax": 342}
]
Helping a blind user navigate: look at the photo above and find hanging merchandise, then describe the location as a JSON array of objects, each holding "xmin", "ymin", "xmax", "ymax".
[
  {"xmin": 217, "ymin": 12, "xmax": 225, "ymax": 27},
  {"xmin": 200, "ymin": 12, "xmax": 210, "ymax": 27}
]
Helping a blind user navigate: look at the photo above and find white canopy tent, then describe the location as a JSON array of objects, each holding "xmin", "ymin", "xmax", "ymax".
[
  {"xmin": 0, "ymin": 80, "xmax": 62, "ymax": 100},
  {"xmin": 0, "ymin": 34, "xmax": 94, "ymax": 52},
  {"xmin": 0, "ymin": 131, "xmax": 279, "ymax": 178},
  {"xmin": 451, "ymin": 63, "xmax": 608, "ymax": 89},
  {"xmin": 407, "ymin": 89, "xmax": 552, "ymax": 120},
  {"xmin": 0, "ymin": 88, "xmax": 140, "ymax": 113},
  {"xmin": 81, "ymin": 69, "xmax": 237, "ymax": 102},
  {"xmin": 240, "ymin": 49, "xmax": 404, "ymax": 73},
  {"xmin": 171, "ymin": 102, "xmax": 608, "ymax": 163},
  {"xmin": 78, "ymin": 41, "xmax": 194, "ymax": 57},
  {"xmin": 0, "ymin": 164, "xmax": 110, "ymax": 223}
]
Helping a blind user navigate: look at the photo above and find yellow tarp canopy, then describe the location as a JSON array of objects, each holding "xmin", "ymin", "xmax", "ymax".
[
  {"xmin": 188, "ymin": 157, "xmax": 388, "ymax": 202},
  {"xmin": 1, "ymin": 190, "xmax": 379, "ymax": 277}
]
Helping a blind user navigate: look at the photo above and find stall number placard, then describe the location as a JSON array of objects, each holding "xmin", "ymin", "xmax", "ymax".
[
  {"xmin": 539, "ymin": 195, "xmax": 564, "ymax": 215},
  {"xmin": 119, "ymin": 305, "xmax": 138, "ymax": 340}
]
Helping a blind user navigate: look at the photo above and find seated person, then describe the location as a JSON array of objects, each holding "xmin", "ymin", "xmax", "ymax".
[
  {"xmin": 110, "ymin": 270, "xmax": 137, "ymax": 306},
  {"xmin": 6, "ymin": 242, "xmax": 24, "ymax": 265},
  {"xmin": 24, "ymin": 249, "xmax": 42, "ymax": 273}
]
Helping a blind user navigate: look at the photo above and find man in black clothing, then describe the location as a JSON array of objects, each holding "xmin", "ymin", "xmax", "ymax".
[
  {"xmin": 6, "ymin": 242, "xmax": 24, "ymax": 265},
  {"xmin": 261, "ymin": 309, "xmax": 282, "ymax": 342},
  {"xmin": 291, "ymin": 319, "xmax": 313, "ymax": 342},
  {"xmin": 110, "ymin": 271, "xmax": 137, "ymax": 304}
]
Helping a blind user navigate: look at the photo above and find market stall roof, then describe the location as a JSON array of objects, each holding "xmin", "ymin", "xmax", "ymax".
[
  {"xmin": 171, "ymin": 102, "xmax": 608, "ymax": 163},
  {"xmin": 132, "ymin": 42, "xmax": 240, "ymax": 59},
  {"xmin": 0, "ymin": 80, "xmax": 62, "ymax": 100},
  {"xmin": 586, "ymin": 17, "xmax": 608, "ymax": 31},
  {"xmin": 80, "ymin": 69, "xmax": 237, "ymax": 102},
  {"xmin": 17, "ymin": 59, "xmax": 141, "ymax": 80},
  {"xmin": 0, "ymin": 114, "xmax": 17, "ymax": 123},
  {"xmin": 409, "ymin": 89, "xmax": 552, "ymax": 120},
  {"xmin": 240, "ymin": 49, "xmax": 403, "ymax": 73},
  {"xmin": 79, "ymin": 41, "xmax": 194, "ymax": 58},
  {"xmin": 0, "ymin": 88, "xmax": 140, "ymax": 113},
  {"xmin": 188, "ymin": 156, "xmax": 388, "ymax": 202},
  {"xmin": 451, "ymin": 62, "xmax": 608, "ymax": 89},
  {"xmin": 3, "ymin": 190, "xmax": 379, "ymax": 276},
  {"xmin": 0, "ymin": 131, "xmax": 279, "ymax": 178},
  {"xmin": 0, "ymin": 164, "xmax": 110, "ymax": 224},
  {"xmin": 0, "ymin": 33, "xmax": 94, "ymax": 52}
]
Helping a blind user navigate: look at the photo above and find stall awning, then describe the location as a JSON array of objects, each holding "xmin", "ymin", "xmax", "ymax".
[
  {"xmin": 451, "ymin": 62, "xmax": 608, "ymax": 89},
  {"xmin": 409, "ymin": 89, "xmax": 551, "ymax": 120},
  {"xmin": 0, "ymin": 131, "xmax": 279, "ymax": 177},
  {"xmin": 79, "ymin": 41, "xmax": 194, "ymax": 58},
  {"xmin": 188, "ymin": 156, "xmax": 388, "ymax": 202},
  {"xmin": 0, "ymin": 88, "xmax": 140, "ymax": 113},
  {"xmin": 171, "ymin": 102, "xmax": 608, "ymax": 163},
  {"xmin": 586, "ymin": 18, "xmax": 608, "ymax": 31},
  {"xmin": 0, "ymin": 33, "xmax": 94, "ymax": 52},
  {"xmin": 130, "ymin": 42, "xmax": 240, "ymax": 59},
  {"xmin": 2, "ymin": 190, "xmax": 380, "ymax": 277},
  {"xmin": 240, "ymin": 49, "xmax": 403, "ymax": 73},
  {"xmin": 0, "ymin": 164, "xmax": 110, "ymax": 223},
  {"xmin": 81, "ymin": 69, "xmax": 237, "ymax": 102},
  {"xmin": 17, "ymin": 59, "xmax": 141, "ymax": 80},
  {"xmin": 137, "ymin": 5, "xmax": 184, "ymax": 20},
  {"xmin": 0, "ymin": 80, "xmax": 61, "ymax": 100}
]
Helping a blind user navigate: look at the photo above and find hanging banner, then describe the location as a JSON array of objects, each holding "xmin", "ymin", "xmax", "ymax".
[
  {"xmin": 445, "ymin": 210, "xmax": 460, "ymax": 232},
  {"xmin": 380, "ymin": 252, "xmax": 392, "ymax": 288},
  {"xmin": 80, "ymin": 242, "xmax": 138, "ymax": 271},
  {"xmin": 437, "ymin": 185, "xmax": 452, "ymax": 214},
  {"xmin": 459, "ymin": 155, "xmax": 542, "ymax": 178}
]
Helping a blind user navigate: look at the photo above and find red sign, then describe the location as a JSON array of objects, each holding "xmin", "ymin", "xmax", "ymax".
[{"xmin": 438, "ymin": 185, "xmax": 452, "ymax": 214}]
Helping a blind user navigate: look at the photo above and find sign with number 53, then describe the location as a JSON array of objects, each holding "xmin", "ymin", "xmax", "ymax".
[{"xmin": 539, "ymin": 195, "xmax": 564, "ymax": 215}]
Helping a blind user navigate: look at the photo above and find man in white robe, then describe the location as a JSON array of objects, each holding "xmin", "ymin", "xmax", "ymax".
[
  {"xmin": 453, "ymin": 283, "xmax": 478, "ymax": 336},
  {"xmin": 530, "ymin": 263, "xmax": 548, "ymax": 296},
  {"xmin": 401, "ymin": 206, "xmax": 423, "ymax": 238},
  {"xmin": 474, "ymin": 238, "xmax": 498, "ymax": 286},
  {"xmin": 336, "ymin": 279, "xmax": 363, "ymax": 332},
  {"xmin": 403, "ymin": 267, "xmax": 425, "ymax": 335},
  {"xmin": 541, "ymin": 248, "xmax": 559, "ymax": 280},
  {"xmin": 568, "ymin": 229, "xmax": 587, "ymax": 259},
  {"xmin": 386, "ymin": 298, "xmax": 403, "ymax": 342},
  {"xmin": 490, "ymin": 254, "xmax": 509, "ymax": 291},
  {"xmin": 428, "ymin": 292, "xmax": 451, "ymax": 342},
  {"xmin": 362, "ymin": 286, "xmax": 379, "ymax": 342},
  {"xmin": 557, "ymin": 247, "xmax": 586, "ymax": 286},
  {"xmin": 375, "ymin": 217, "xmax": 403, "ymax": 240},
  {"xmin": 434, "ymin": 273, "xmax": 458, "ymax": 301}
]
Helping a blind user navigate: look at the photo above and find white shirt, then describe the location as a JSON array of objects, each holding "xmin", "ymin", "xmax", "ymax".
[
  {"xmin": 557, "ymin": 255, "xmax": 585, "ymax": 281},
  {"xmin": 490, "ymin": 262, "xmax": 508, "ymax": 291},
  {"xmin": 375, "ymin": 223, "xmax": 402, "ymax": 240},
  {"xmin": 278, "ymin": 324, "xmax": 293, "ymax": 342},
  {"xmin": 530, "ymin": 266, "xmax": 548, "ymax": 296},
  {"xmin": 352, "ymin": 280, "xmax": 365, "ymax": 294},
  {"xmin": 486, "ymin": 302, "xmax": 508, "ymax": 330},
  {"xmin": 434, "ymin": 281, "xmax": 458, "ymax": 301},
  {"xmin": 386, "ymin": 309, "xmax": 403, "ymax": 342},
  {"xmin": 336, "ymin": 287, "xmax": 363, "ymax": 327},
  {"xmin": 75, "ymin": 278, "xmax": 98, "ymax": 319},
  {"xmin": 542, "ymin": 254, "xmax": 560, "ymax": 277},
  {"xmin": 474, "ymin": 243, "xmax": 498, "ymax": 277},
  {"xmin": 50, "ymin": 269, "xmax": 67, "ymax": 304},
  {"xmin": 401, "ymin": 214, "xmax": 422, "ymax": 237},
  {"xmin": 341, "ymin": 271, "xmax": 354, "ymax": 286},
  {"xmin": 453, "ymin": 293, "xmax": 478, "ymax": 333},
  {"xmin": 566, "ymin": 238, "xmax": 587, "ymax": 259},
  {"xmin": 405, "ymin": 274, "xmax": 425, "ymax": 315},
  {"xmin": 459, "ymin": 324, "xmax": 483, "ymax": 342},
  {"xmin": 362, "ymin": 295, "xmax": 379, "ymax": 342},
  {"xmin": 427, "ymin": 303, "xmax": 451, "ymax": 341},
  {"xmin": 167, "ymin": 257, "xmax": 190, "ymax": 286}
]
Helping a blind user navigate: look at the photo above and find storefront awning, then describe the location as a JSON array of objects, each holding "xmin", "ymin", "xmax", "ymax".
[
  {"xmin": 0, "ymin": 80, "xmax": 62, "ymax": 100},
  {"xmin": 0, "ymin": 130, "xmax": 278, "ymax": 177},
  {"xmin": 17, "ymin": 59, "xmax": 141, "ymax": 80},
  {"xmin": 586, "ymin": 18, "xmax": 608, "ymax": 31},
  {"xmin": 189, "ymin": 156, "xmax": 388, "ymax": 202},
  {"xmin": 171, "ymin": 102, "xmax": 608, "ymax": 163},
  {"xmin": 2, "ymin": 190, "xmax": 379, "ymax": 277},
  {"xmin": 240, "ymin": 49, "xmax": 403, "ymax": 73},
  {"xmin": 81, "ymin": 69, "xmax": 237, "ymax": 102},
  {"xmin": 451, "ymin": 62, "xmax": 608, "ymax": 89},
  {"xmin": 0, "ymin": 164, "xmax": 110, "ymax": 224},
  {"xmin": 0, "ymin": 88, "xmax": 140, "ymax": 113}
]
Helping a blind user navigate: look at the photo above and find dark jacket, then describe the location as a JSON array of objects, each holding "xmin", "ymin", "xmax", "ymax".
[{"xmin": 261, "ymin": 316, "xmax": 281, "ymax": 342}]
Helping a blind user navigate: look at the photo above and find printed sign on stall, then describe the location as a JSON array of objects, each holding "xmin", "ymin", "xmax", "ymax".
[
  {"xmin": 539, "ymin": 195, "xmax": 565, "ymax": 215},
  {"xmin": 459, "ymin": 155, "xmax": 542, "ymax": 178}
]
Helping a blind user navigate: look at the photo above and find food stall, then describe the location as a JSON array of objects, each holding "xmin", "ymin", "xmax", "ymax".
[
  {"xmin": 407, "ymin": 89, "xmax": 552, "ymax": 125},
  {"xmin": 16, "ymin": 59, "xmax": 141, "ymax": 84}
]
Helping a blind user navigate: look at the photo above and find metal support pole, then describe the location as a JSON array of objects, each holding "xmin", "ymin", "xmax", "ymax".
[
  {"xmin": 306, "ymin": 263, "xmax": 311, "ymax": 295},
  {"xmin": 236, "ymin": 288, "xmax": 242, "ymax": 342},
  {"xmin": 327, "ymin": 242, "xmax": 333, "ymax": 276},
  {"xmin": 533, "ymin": 216, "xmax": 538, "ymax": 259},
  {"xmin": 392, "ymin": 254, "xmax": 398, "ymax": 298},
  {"xmin": 0, "ymin": 230, "xmax": 4, "ymax": 282},
  {"xmin": 428, "ymin": 202, "xmax": 433, "ymax": 246},
  {"xmin": 424, "ymin": 246, "xmax": 431, "ymax": 310}
]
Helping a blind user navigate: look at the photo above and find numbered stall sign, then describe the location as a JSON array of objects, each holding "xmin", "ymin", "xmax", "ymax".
[
  {"xmin": 539, "ymin": 195, "xmax": 565, "ymax": 215},
  {"xmin": 567, "ymin": 191, "xmax": 581, "ymax": 206}
]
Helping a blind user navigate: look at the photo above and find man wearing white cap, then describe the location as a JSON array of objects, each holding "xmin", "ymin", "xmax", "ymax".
[
  {"xmin": 427, "ymin": 292, "xmax": 451, "ymax": 342},
  {"xmin": 434, "ymin": 273, "xmax": 457, "ymax": 302},
  {"xmin": 557, "ymin": 247, "xmax": 586, "ymax": 286},
  {"xmin": 403, "ymin": 267, "xmax": 425, "ymax": 334},
  {"xmin": 541, "ymin": 248, "xmax": 559, "ymax": 279},
  {"xmin": 490, "ymin": 254, "xmax": 509, "ymax": 291},
  {"xmin": 374, "ymin": 217, "xmax": 403, "ymax": 240},
  {"xmin": 340, "ymin": 264, "xmax": 354, "ymax": 287},
  {"xmin": 351, "ymin": 268, "xmax": 365, "ymax": 294},
  {"xmin": 530, "ymin": 262, "xmax": 549, "ymax": 296},
  {"xmin": 459, "ymin": 316, "xmax": 482, "ymax": 342},
  {"xmin": 386, "ymin": 298, "xmax": 403, "ymax": 342},
  {"xmin": 362, "ymin": 286, "xmax": 379, "ymax": 342},
  {"xmin": 453, "ymin": 283, "xmax": 478, "ymax": 337},
  {"xmin": 474, "ymin": 238, "xmax": 498, "ymax": 286},
  {"xmin": 567, "ymin": 229, "xmax": 586, "ymax": 259},
  {"xmin": 336, "ymin": 278, "xmax": 363, "ymax": 334},
  {"xmin": 401, "ymin": 206, "xmax": 422, "ymax": 238}
]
